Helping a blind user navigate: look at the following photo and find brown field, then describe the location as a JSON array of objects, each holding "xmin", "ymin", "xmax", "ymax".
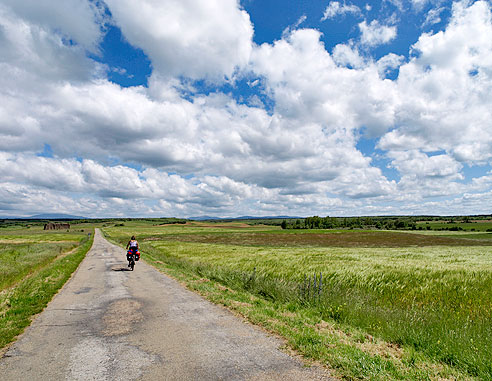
[
  {"xmin": 194, "ymin": 223, "xmax": 255, "ymax": 229},
  {"xmin": 149, "ymin": 230, "xmax": 492, "ymax": 247},
  {"xmin": 158, "ymin": 222, "xmax": 255, "ymax": 228}
]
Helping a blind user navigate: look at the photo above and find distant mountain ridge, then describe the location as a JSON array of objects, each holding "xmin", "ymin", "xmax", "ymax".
[
  {"xmin": 27, "ymin": 213, "xmax": 86, "ymax": 220},
  {"xmin": 188, "ymin": 215, "xmax": 301, "ymax": 221},
  {"xmin": 187, "ymin": 215, "xmax": 220, "ymax": 221}
]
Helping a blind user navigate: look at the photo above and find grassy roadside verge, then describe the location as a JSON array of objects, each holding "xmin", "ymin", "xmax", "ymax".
[
  {"xmin": 143, "ymin": 243, "xmax": 490, "ymax": 377},
  {"xmin": 0, "ymin": 241, "xmax": 80, "ymax": 290},
  {"xmin": 0, "ymin": 232, "xmax": 94, "ymax": 351},
  {"xmin": 141, "ymin": 247, "xmax": 474, "ymax": 380}
]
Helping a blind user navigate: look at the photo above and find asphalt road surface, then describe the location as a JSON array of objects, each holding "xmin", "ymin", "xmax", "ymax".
[{"xmin": 1, "ymin": 229, "xmax": 333, "ymax": 380}]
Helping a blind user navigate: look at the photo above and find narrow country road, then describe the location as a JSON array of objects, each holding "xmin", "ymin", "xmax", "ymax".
[{"xmin": 0, "ymin": 229, "xmax": 333, "ymax": 380}]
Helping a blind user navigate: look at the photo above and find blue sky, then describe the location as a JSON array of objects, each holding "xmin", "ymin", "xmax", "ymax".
[
  {"xmin": 95, "ymin": 25, "xmax": 151, "ymax": 87},
  {"xmin": 98, "ymin": 1, "xmax": 450, "ymax": 87},
  {"xmin": 0, "ymin": 0, "xmax": 491, "ymax": 218}
]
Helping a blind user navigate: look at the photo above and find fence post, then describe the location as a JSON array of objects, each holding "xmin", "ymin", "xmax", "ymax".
[
  {"xmin": 308, "ymin": 275, "xmax": 312, "ymax": 301},
  {"xmin": 303, "ymin": 274, "xmax": 307, "ymax": 301},
  {"xmin": 313, "ymin": 273, "xmax": 317, "ymax": 303}
]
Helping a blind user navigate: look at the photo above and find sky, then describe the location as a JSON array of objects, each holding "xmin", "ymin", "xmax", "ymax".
[{"xmin": 0, "ymin": 0, "xmax": 491, "ymax": 218}]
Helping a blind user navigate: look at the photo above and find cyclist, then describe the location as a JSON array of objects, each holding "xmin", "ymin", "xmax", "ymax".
[{"xmin": 126, "ymin": 235, "xmax": 140, "ymax": 262}]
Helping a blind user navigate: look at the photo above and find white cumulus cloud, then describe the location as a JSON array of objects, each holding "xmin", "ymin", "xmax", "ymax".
[
  {"xmin": 321, "ymin": 1, "xmax": 361, "ymax": 21},
  {"xmin": 103, "ymin": 0, "xmax": 254, "ymax": 81},
  {"xmin": 0, "ymin": 0, "xmax": 105, "ymax": 53},
  {"xmin": 423, "ymin": 6, "xmax": 446, "ymax": 26},
  {"xmin": 359, "ymin": 20, "xmax": 397, "ymax": 47},
  {"xmin": 380, "ymin": 0, "xmax": 492, "ymax": 165},
  {"xmin": 377, "ymin": 53, "xmax": 405, "ymax": 77},
  {"xmin": 0, "ymin": 0, "xmax": 491, "ymax": 217}
]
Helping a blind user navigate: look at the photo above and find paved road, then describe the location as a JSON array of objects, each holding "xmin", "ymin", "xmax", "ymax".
[{"xmin": 0, "ymin": 229, "xmax": 333, "ymax": 380}]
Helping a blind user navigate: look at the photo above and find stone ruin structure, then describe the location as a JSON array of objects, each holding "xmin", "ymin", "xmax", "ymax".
[{"xmin": 44, "ymin": 222, "xmax": 70, "ymax": 230}]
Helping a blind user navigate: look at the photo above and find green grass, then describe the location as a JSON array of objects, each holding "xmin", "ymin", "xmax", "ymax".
[
  {"xmin": 0, "ymin": 242, "xmax": 78, "ymax": 289},
  {"xmin": 418, "ymin": 220, "xmax": 492, "ymax": 232},
  {"xmin": 0, "ymin": 228, "xmax": 91, "ymax": 290},
  {"xmin": 0, "ymin": 228, "xmax": 94, "ymax": 351},
  {"xmin": 104, "ymin": 223, "xmax": 492, "ymax": 380},
  {"xmin": 439, "ymin": 233, "xmax": 492, "ymax": 240}
]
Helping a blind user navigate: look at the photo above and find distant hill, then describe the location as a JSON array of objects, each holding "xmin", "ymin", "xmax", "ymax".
[
  {"xmin": 27, "ymin": 213, "xmax": 87, "ymax": 220},
  {"xmin": 188, "ymin": 215, "xmax": 301, "ymax": 221},
  {"xmin": 188, "ymin": 216, "xmax": 221, "ymax": 221},
  {"xmin": 234, "ymin": 215, "xmax": 301, "ymax": 220}
]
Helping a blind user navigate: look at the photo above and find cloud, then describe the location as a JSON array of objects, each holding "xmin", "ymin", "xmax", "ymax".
[
  {"xmin": 248, "ymin": 28, "xmax": 399, "ymax": 191},
  {"xmin": 332, "ymin": 42, "xmax": 366, "ymax": 68},
  {"xmin": 359, "ymin": 20, "xmax": 397, "ymax": 47},
  {"xmin": 379, "ymin": 0, "xmax": 492, "ymax": 165},
  {"xmin": 294, "ymin": 15, "xmax": 307, "ymax": 28},
  {"xmin": 321, "ymin": 1, "xmax": 361, "ymax": 21},
  {"xmin": 0, "ymin": 152, "xmax": 268, "ymax": 215},
  {"xmin": 423, "ymin": 6, "xmax": 446, "ymax": 26},
  {"xmin": 0, "ymin": 8, "xmax": 399, "ymax": 208},
  {"xmin": 0, "ymin": 0, "xmax": 105, "ymax": 53},
  {"xmin": 0, "ymin": 5, "xmax": 99, "ymax": 83},
  {"xmin": 251, "ymin": 29, "xmax": 398, "ymax": 136},
  {"xmin": 1, "ymin": 65, "xmax": 393, "ymax": 199},
  {"xmin": 386, "ymin": 0, "xmax": 405, "ymax": 12},
  {"xmin": 282, "ymin": 15, "xmax": 307, "ymax": 37},
  {"xmin": 0, "ymin": 0, "xmax": 491, "ymax": 217},
  {"xmin": 410, "ymin": 0, "xmax": 432, "ymax": 11},
  {"xmin": 388, "ymin": 150, "xmax": 464, "ymax": 187},
  {"xmin": 1, "ymin": 21, "xmax": 398, "ymax": 198},
  {"xmin": 103, "ymin": 0, "xmax": 254, "ymax": 81},
  {"xmin": 377, "ymin": 53, "xmax": 405, "ymax": 77},
  {"xmin": 0, "ymin": 152, "xmax": 361, "ymax": 218}
]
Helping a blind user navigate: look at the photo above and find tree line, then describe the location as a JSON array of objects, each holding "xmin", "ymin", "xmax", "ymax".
[{"xmin": 281, "ymin": 216, "xmax": 419, "ymax": 230}]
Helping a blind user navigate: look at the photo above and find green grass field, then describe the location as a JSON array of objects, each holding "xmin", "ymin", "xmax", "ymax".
[
  {"xmin": 104, "ymin": 221, "xmax": 492, "ymax": 380},
  {"xmin": 0, "ymin": 223, "xmax": 94, "ymax": 351},
  {"xmin": 417, "ymin": 220, "xmax": 492, "ymax": 232}
]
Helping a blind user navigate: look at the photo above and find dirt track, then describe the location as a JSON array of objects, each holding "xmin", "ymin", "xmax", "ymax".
[{"xmin": 0, "ymin": 229, "xmax": 333, "ymax": 380}]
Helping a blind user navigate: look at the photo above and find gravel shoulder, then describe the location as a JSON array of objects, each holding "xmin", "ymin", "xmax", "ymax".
[{"xmin": 0, "ymin": 229, "xmax": 333, "ymax": 380}]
